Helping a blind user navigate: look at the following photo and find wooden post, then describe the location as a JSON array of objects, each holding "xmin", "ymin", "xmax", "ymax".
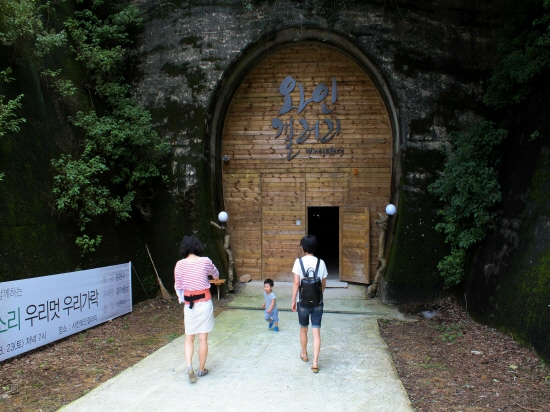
[
  {"xmin": 367, "ymin": 212, "xmax": 390, "ymax": 298},
  {"xmin": 210, "ymin": 221, "xmax": 235, "ymax": 292}
]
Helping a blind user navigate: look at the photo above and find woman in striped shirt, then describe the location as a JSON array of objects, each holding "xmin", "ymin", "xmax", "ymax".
[{"xmin": 174, "ymin": 235, "xmax": 219, "ymax": 383}]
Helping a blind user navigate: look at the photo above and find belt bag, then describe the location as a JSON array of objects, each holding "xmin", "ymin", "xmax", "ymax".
[
  {"xmin": 183, "ymin": 289, "xmax": 210, "ymax": 308},
  {"xmin": 299, "ymin": 258, "xmax": 323, "ymax": 307}
]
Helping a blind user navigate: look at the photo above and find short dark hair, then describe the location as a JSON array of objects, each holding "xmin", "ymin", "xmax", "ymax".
[
  {"xmin": 264, "ymin": 278, "xmax": 274, "ymax": 287},
  {"xmin": 300, "ymin": 235, "xmax": 318, "ymax": 254},
  {"xmin": 180, "ymin": 235, "xmax": 205, "ymax": 258}
]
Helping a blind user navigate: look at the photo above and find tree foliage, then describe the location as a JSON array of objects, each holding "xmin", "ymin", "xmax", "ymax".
[
  {"xmin": 51, "ymin": 0, "xmax": 170, "ymax": 254},
  {"xmin": 429, "ymin": 121, "xmax": 507, "ymax": 287},
  {"xmin": 0, "ymin": 68, "xmax": 25, "ymax": 138},
  {"xmin": 1, "ymin": 0, "xmax": 170, "ymax": 254},
  {"xmin": 484, "ymin": 0, "xmax": 550, "ymax": 108},
  {"xmin": 431, "ymin": 0, "xmax": 549, "ymax": 285},
  {"xmin": 0, "ymin": 0, "xmax": 44, "ymax": 47},
  {"xmin": 0, "ymin": 0, "xmax": 68, "ymax": 181},
  {"xmin": 0, "ymin": 67, "xmax": 26, "ymax": 182}
]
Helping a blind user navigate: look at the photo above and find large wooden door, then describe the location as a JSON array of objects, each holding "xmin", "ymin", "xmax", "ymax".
[
  {"xmin": 261, "ymin": 174, "xmax": 306, "ymax": 281},
  {"xmin": 340, "ymin": 207, "xmax": 370, "ymax": 283}
]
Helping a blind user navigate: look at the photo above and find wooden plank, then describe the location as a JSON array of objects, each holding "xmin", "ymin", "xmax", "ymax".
[
  {"xmin": 260, "ymin": 172, "xmax": 306, "ymax": 280},
  {"xmin": 340, "ymin": 207, "xmax": 370, "ymax": 284}
]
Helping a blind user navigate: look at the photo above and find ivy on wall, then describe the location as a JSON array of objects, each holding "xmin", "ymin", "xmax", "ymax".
[
  {"xmin": 0, "ymin": 68, "xmax": 25, "ymax": 182},
  {"xmin": 1, "ymin": 0, "xmax": 170, "ymax": 255},
  {"xmin": 430, "ymin": 0, "xmax": 550, "ymax": 286},
  {"xmin": 0, "ymin": 0, "xmax": 45, "ymax": 182},
  {"xmin": 0, "ymin": 69, "xmax": 25, "ymax": 137},
  {"xmin": 429, "ymin": 121, "xmax": 507, "ymax": 287},
  {"xmin": 51, "ymin": 0, "xmax": 171, "ymax": 255}
]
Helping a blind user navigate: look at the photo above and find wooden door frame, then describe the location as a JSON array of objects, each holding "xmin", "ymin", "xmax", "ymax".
[{"xmin": 339, "ymin": 207, "xmax": 343, "ymax": 282}]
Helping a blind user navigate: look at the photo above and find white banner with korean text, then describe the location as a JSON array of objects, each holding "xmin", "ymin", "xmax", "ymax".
[{"xmin": 0, "ymin": 263, "xmax": 132, "ymax": 362}]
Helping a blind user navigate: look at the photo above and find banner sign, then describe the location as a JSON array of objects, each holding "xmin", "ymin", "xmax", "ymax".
[{"xmin": 0, "ymin": 263, "xmax": 132, "ymax": 362}]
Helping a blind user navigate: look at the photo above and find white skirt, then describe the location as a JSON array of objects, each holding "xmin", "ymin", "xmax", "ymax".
[{"xmin": 184, "ymin": 300, "xmax": 215, "ymax": 335}]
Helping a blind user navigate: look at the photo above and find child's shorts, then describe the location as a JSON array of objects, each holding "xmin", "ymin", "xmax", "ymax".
[{"xmin": 264, "ymin": 308, "xmax": 279, "ymax": 322}]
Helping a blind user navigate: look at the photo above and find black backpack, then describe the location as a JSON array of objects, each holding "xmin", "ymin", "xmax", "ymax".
[{"xmin": 299, "ymin": 257, "xmax": 323, "ymax": 306}]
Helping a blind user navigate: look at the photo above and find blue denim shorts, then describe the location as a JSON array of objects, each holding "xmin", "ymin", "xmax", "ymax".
[{"xmin": 297, "ymin": 303, "xmax": 324, "ymax": 328}]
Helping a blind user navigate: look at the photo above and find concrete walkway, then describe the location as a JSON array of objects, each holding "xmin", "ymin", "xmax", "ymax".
[{"xmin": 58, "ymin": 282, "xmax": 414, "ymax": 412}]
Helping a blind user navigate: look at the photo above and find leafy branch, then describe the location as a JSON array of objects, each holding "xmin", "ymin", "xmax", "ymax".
[
  {"xmin": 428, "ymin": 121, "xmax": 507, "ymax": 287},
  {"xmin": 484, "ymin": 0, "xmax": 550, "ymax": 108},
  {"xmin": 0, "ymin": 68, "xmax": 26, "ymax": 182}
]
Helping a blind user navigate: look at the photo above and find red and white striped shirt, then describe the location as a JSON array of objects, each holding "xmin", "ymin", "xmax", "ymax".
[{"xmin": 174, "ymin": 257, "xmax": 219, "ymax": 292}]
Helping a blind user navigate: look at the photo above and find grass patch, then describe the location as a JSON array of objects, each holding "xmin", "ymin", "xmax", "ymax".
[
  {"xmin": 165, "ymin": 333, "xmax": 180, "ymax": 341},
  {"xmin": 435, "ymin": 323, "xmax": 464, "ymax": 343}
]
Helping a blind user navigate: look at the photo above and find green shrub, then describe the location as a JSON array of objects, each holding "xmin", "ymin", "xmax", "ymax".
[
  {"xmin": 429, "ymin": 121, "xmax": 507, "ymax": 287},
  {"xmin": 51, "ymin": 0, "xmax": 170, "ymax": 254}
]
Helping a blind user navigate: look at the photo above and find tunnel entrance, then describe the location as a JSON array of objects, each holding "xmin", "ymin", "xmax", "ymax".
[
  {"xmin": 217, "ymin": 42, "xmax": 395, "ymax": 283},
  {"xmin": 308, "ymin": 207, "xmax": 340, "ymax": 280}
]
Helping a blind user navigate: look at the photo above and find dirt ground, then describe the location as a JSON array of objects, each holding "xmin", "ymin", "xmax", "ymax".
[
  {"xmin": 1, "ymin": 286, "xmax": 548, "ymax": 412},
  {"xmin": 378, "ymin": 299, "xmax": 550, "ymax": 412},
  {"xmin": 0, "ymin": 282, "xmax": 242, "ymax": 412}
]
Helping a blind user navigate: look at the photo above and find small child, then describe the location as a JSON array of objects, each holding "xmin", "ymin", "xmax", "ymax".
[{"xmin": 262, "ymin": 279, "xmax": 279, "ymax": 332}]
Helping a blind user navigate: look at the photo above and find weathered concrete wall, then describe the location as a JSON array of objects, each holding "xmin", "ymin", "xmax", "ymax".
[
  {"xmin": 464, "ymin": 75, "xmax": 550, "ymax": 362},
  {"xmin": 132, "ymin": 0, "xmax": 499, "ymax": 299},
  {"xmin": 0, "ymin": 52, "xmax": 81, "ymax": 282}
]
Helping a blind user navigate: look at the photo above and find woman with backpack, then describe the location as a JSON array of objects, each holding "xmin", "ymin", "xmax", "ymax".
[{"xmin": 291, "ymin": 235, "xmax": 329, "ymax": 373}]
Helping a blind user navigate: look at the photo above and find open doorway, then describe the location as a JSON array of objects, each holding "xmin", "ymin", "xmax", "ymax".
[{"xmin": 308, "ymin": 207, "xmax": 339, "ymax": 280}]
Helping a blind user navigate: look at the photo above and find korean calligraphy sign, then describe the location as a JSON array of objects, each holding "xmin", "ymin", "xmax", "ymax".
[{"xmin": 271, "ymin": 75, "xmax": 344, "ymax": 160}]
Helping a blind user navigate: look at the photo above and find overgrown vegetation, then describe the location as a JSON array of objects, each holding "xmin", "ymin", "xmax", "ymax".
[
  {"xmin": 0, "ymin": 0, "xmax": 170, "ymax": 255},
  {"xmin": 484, "ymin": 0, "xmax": 550, "ymax": 109},
  {"xmin": 51, "ymin": 1, "xmax": 170, "ymax": 255},
  {"xmin": 0, "ymin": 68, "xmax": 25, "ymax": 181},
  {"xmin": 0, "ymin": 0, "xmax": 41, "ymax": 182},
  {"xmin": 429, "ymin": 122, "xmax": 507, "ymax": 287},
  {"xmin": 430, "ymin": 0, "xmax": 550, "ymax": 286}
]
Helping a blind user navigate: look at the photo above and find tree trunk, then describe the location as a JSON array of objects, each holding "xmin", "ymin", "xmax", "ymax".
[{"xmin": 367, "ymin": 212, "xmax": 389, "ymax": 298}]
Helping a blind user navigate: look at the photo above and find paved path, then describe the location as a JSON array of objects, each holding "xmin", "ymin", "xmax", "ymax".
[{"xmin": 58, "ymin": 282, "xmax": 414, "ymax": 412}]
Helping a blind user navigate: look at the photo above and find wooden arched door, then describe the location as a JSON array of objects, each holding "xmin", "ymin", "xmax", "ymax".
[{"xmin": 222, "ymin": 45, "xmax": 392, "ymax": 283}]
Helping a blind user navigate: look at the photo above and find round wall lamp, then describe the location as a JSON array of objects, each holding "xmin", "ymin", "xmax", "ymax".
[
  {"xmin": 385, "ymin": 204, "xmax": 396, "ymax": 216},
  {"xmin": 218, "ymin": 211, "xmax": 228, "ymax": 223}
]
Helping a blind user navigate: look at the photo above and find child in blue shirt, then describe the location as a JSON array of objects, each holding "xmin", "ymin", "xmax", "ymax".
[{"xmin": 262, "ymin": 279, "xmax": 279, "ymax": 332}]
